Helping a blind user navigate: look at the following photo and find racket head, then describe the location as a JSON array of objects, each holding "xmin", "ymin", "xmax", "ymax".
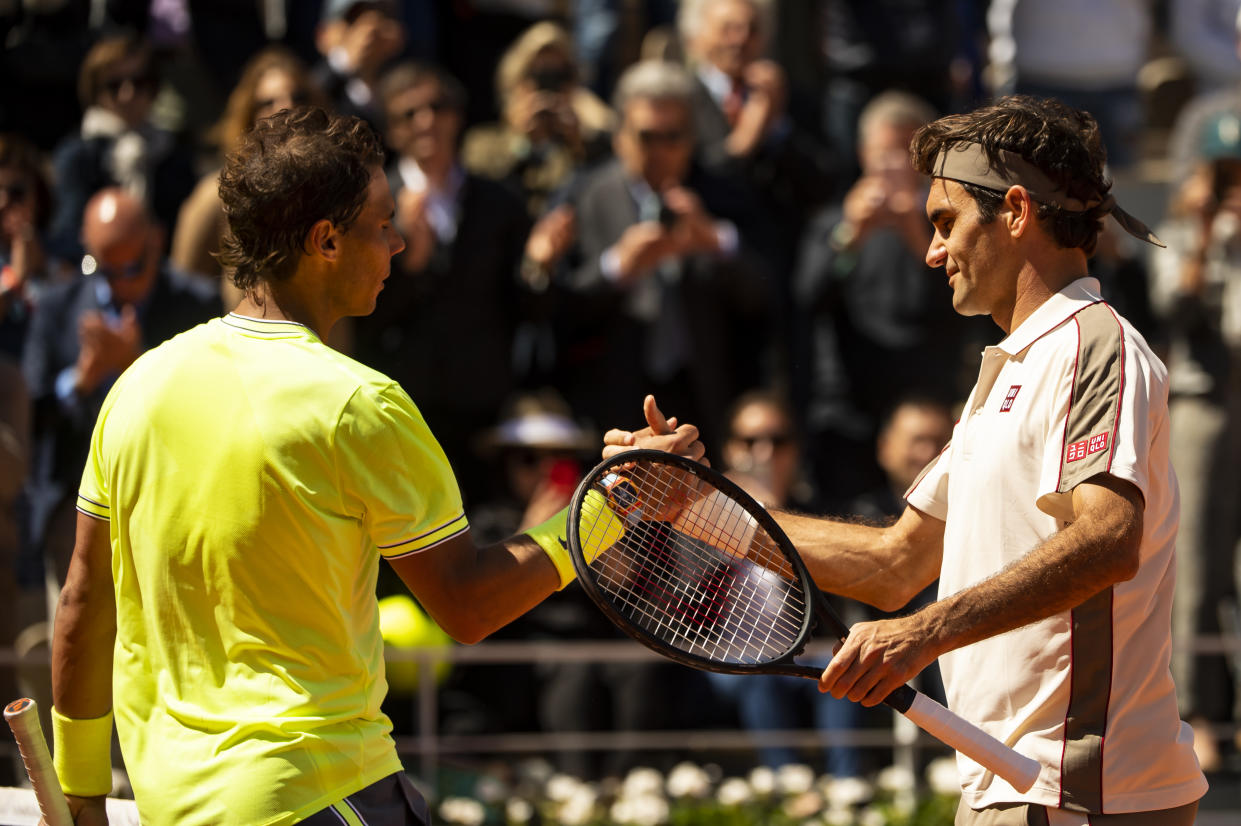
[{"xmin": 567, "ymin": 450, "xmax": 822, "ymax": 675}]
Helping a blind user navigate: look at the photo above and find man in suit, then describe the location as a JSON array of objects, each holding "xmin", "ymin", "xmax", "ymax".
[
  {"xmin": 353, "ymin": 61, "xmax": 532, "ymax": 504},
  {"xmin": 22, "ymin": 187, "xmax": 220, "ymax": 589},
  {"xmin": 557, "ymin": 58, "xmax": 769, "ymax": 456},
  {"xmin": 678, "ymin": 0, "xmax": 837, "ymax": 376}
]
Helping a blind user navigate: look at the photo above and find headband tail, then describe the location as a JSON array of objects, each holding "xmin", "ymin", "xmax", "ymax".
[{"xmin": 1110, "ymin": 205, "xmax": 1165, "ymax": 248}]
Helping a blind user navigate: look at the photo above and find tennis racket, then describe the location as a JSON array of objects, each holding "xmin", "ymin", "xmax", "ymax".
[
  {"xmin": 4, "ymin": 699, "xmax": 74, "ymax": 826},
  {"xmin": 566, "ymin": 450, "xmax": 1041, "ymax": 792}
]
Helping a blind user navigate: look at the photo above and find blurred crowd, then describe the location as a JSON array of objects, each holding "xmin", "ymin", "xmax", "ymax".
[{"xmin": 2, "ymin": 0, "xmax": 1241, "ymax": 785}]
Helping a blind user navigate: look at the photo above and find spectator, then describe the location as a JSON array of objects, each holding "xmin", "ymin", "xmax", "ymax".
[
  {"xmin": 678, "ymin": 0, "xmax": 837, "ymax": 359},
  {"xmin": 0, "ymin": 134, "xmax": 58, "ymax": 361},
  {"xmin": 792, "ymin": 91, "xmax": 991, "ymax": 510},
  {"xmin": 462, "ymin": 20, "xmax": 617, "ymax": 221},
  {"xmin": 311, "ymin": 0, "xmax": 407, "ymax": 131},
  {"xmin": 46, "ymin": 31, "xmax": 197, "ymax": 262},
  {"xmin": 1148, "ymin": 113, "xmax": 1241, "ymax": 771},
  {"xmin": 554, "ymin": 59, "xmax": 769, "ymax": 458},
  {"xmin": 985, "ymin": 0, "xmax": 1152, "ymax": 171},
  {"xmin": 22, "ymin": 188, "xmax": 220, "ymax": 596},
  {"xmin": 707, "ymin": 389, "xmax": 870, "ymax": 777},
  {"xmin": 171, "ymin": 46, "xmax": 322, "ymax": 294},
  {"xmin": 352, "ymin": 62, "xmax": 532, "ymax": 505}
]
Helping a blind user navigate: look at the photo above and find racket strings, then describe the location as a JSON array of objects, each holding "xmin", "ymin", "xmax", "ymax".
[{"xmin": 578, "ymin": 462, "xmax": 810, "ymax": 665}]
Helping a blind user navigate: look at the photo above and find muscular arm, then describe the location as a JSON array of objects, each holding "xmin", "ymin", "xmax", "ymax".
[
  {"xmin": 52, "ymin": 513, "xmax": 116, "ymax": 718},
  {"xmin": 776, "ymin": 505, "xmax": 946, "ymax": 612},
  {"xmin": 393, "ymin": 396, "xmax": 705, "ymax": 644},
  {"xmin": 820, "ymin": 474, "xmax": 1144, "ymax": 706}
]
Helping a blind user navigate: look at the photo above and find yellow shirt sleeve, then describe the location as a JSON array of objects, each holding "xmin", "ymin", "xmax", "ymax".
[{"xmin": 335, "ymin": 384, "xmax": 468, "ymax": 557}]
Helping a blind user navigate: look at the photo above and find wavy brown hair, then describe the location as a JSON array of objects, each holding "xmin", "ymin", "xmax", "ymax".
[
  {"xmin": 910, "ymin": 95, "xmax": 1112, "ymax": 256},
  {"xmin": 216, "ymin": 107, "xmax": 384, "ymax": 291},
  {"xmin": 207, "ymin": 46, "xmax": 322, "ymax": 155}
]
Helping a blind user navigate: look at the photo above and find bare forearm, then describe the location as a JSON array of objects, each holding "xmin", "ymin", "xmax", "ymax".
[
  {"xmin": 774, "ymin": 507, "xmax": 942, "ymax": 612},
  {"xmin": 52, "ymin": 519, "xmax": 116, "ymax": 718}
]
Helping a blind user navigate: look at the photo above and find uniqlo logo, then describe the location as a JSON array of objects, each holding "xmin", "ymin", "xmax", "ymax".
[
  {"xmin": 1087, "ymin": 432, "xmax": 1109, "ymax": 455},
  {"xmin": 999, "ymin": 385, "xmax": 1021, "ymax": 412},
  {"xmin": 1066, "ymin": 440, "xmax": 1088, "ymax": 462},
  {"xmin": 1066, "ymin": 432, "xmax": 1109, "ymax": 463}
]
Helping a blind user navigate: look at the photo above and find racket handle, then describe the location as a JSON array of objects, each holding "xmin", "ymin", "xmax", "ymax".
[
  {"xmin": 900, "ymin": 690, "xmax": 1041, "ymax": 793},
  {"xmin": 4, "ymin": 698, "xmax": 76, "ymax": 826}
]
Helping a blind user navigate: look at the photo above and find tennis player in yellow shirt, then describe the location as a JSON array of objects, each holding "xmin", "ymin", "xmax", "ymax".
[{"xmin": 50, "ymin": 106, "xmax": 702, "ymax": 826}]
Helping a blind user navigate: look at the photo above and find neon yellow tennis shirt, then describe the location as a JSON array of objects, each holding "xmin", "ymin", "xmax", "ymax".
[{"xmin": 76, "ymin": 314, "xmax": 468, "ymax": 825}]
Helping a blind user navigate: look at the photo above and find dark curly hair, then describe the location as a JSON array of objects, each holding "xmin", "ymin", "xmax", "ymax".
[
  {"xmin": 216, "ymin": 107, "xmax": 384, "ymax": 291},
  {"xmin": 910, "ymin": 95, "xmax": 1112, "ymax": 256}
]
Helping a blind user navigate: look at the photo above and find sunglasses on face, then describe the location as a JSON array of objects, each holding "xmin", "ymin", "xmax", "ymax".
[
  {"xmin": 89, "ymin": 243, "xmax": 152, "ymax": 282},
  {"xmin": 394, "ymin": 98, "xmax": 454, "ymax": 122},
  {"xmin": 731, "ymin": 432, "xmax": 794, "ymax": 449},
  {"xmin": 103, "ymin": 72, "xmax": 158, "ymax": 98},
  {"xmin": 633, "ymin": 128, "xmax": 689, "ymax": 147}
]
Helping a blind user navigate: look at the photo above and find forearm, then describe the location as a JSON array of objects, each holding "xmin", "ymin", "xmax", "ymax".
[
  {"xmin": 52, "ymin": 518, "xmax": 116, "ymax": 719},
  {"xmin": 774, "ymin": 507, "xmax": 942, "ymax": 612}
]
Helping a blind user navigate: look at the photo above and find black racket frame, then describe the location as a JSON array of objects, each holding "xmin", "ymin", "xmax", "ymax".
[{"xmin": 567, "ymin": 449, "xmax": 916, "ymax": 714}]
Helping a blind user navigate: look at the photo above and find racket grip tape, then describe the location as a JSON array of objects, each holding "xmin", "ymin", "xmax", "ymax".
[
  {"xmin": 4, "ymin": 698, "xmax": 76, "ymax": 826},
  {"xmin": 901, "ymin": 691, "xmax": 1042, "ymax": 793}
]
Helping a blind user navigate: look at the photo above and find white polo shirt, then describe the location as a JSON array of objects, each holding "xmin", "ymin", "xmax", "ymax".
[{"xmin": 907, "ymin": 278, "xmax": 1206, "ymax": 814}]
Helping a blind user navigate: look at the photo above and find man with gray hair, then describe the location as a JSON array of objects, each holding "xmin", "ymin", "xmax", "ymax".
[
  {"xmin": 555, "ymin": 58, "xmax": 769, "ymax": 465},
  {"xmin": 793, "ymin": 91, "xmax": 990, "ymax": 511}
]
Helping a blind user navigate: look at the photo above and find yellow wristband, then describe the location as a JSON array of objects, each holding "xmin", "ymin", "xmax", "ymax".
[
  {"xmin": 525, "ymin": 489, "xmax": 625, "ymax": 589},
  {"xmin": 51, "ymin": 706, "xmax": 113, "ymax": 797}
]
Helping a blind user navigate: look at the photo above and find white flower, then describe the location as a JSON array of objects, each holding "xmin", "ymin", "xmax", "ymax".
[
  {"xmin": 716, "ymin": 777, "xmax": 753, "ymax": 806},
  {"xmin": 546, "ymin": 772, "xmax": 582, "ymax": 802},
  {"xmin": 610, "ymin": 793, "xmax": 670, "ymax": 825},
  {"xmin": 748, "ymin": 765, "xmax": 776, "ymax": 795},
  {"xmin": 821, "ymin": 775, "xmax": 873, "ymax": 808},
  {"xmin": 876, "ymin": 764, "xmax": 915, "ymax": 793},
  {"xmin": 820, "ymin": 808, "xmax": 856, "ymax": 826},
  {"xmin": 665, "ymin": 761, "xmax": 711, "ymax": 798},
  {"xmin": 926, "ymin": 756, "xmax": 962, "ymax": 796},
  {"xmin": 438, "ymin": 796, "xmax": 486, "ymax": 826},
  {"xmin": 621, "ymin": 766, "xmax": 665, "ymax": 797},
  {"xmin": 505, "ymin": 798, "xmax": 534, "ymax": 824},
  {"xmin": 776, "ymin": 763, "xmax": 816, "ymax": 795},
  {"xmin": 857, "ymin": 805, "xmax": 887, "ymax": 826},
  {"xmin": 558, "ymin": 787, "xmax": 599, "ymax": 826}
]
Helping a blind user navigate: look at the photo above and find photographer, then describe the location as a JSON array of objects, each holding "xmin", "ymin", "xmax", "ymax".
[
  {"xmin": 462, "ymin": 21, "xmax": 616, "ymax": 221},
  {"xmin": 1149, "ymin": 111, "xmax": 1241, "ymax": 772},
  {"xmin": 554, "ymin": 60, "xmax": 769, "ymax": 460}
]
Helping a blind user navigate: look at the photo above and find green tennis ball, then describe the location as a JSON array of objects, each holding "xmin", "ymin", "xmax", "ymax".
[{"xmin": 378, "ymin": 594, "xmax": 453, "ymax": 692}]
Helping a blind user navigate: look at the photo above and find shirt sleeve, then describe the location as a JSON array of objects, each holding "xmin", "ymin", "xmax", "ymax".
[
  {"xmin": 335, "ymin": 383, "xmax": 468, "ymax": 558},
  {"xmin": 904, "ymin": 440, "xmax": 953, "ymax": 521},
  {"xmin": 76, "ymin": 386, "xmax": 114, "ymax": 521},
  {"xmin": 1035, "ymin": 305, "xmax": 1151, "ymax": 522}
]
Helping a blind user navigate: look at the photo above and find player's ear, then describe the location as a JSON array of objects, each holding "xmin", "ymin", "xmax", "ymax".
[
  {"xmin": 305, "ymin": 219, "xmax": 339, "ymax": 261},
  {"xmin": 1003, "ymin": 185, "xmax": 1035, "ymax": 238}
]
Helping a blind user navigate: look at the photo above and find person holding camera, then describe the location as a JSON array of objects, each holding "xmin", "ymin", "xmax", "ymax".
[
  {"xmin": 462, "ymin": 21, "xmax": 616, "ymax": 222},
  {"xmin": 554, "ymin": 59, "xmax": 769, "ymax": 460},
  {"xmin": 792, "ymin": 91, "xmax": 991, "ymax": 510},
  {"xmin": 1148, "ymin": 111, "xmax": 1241, "ymax": 772}
]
